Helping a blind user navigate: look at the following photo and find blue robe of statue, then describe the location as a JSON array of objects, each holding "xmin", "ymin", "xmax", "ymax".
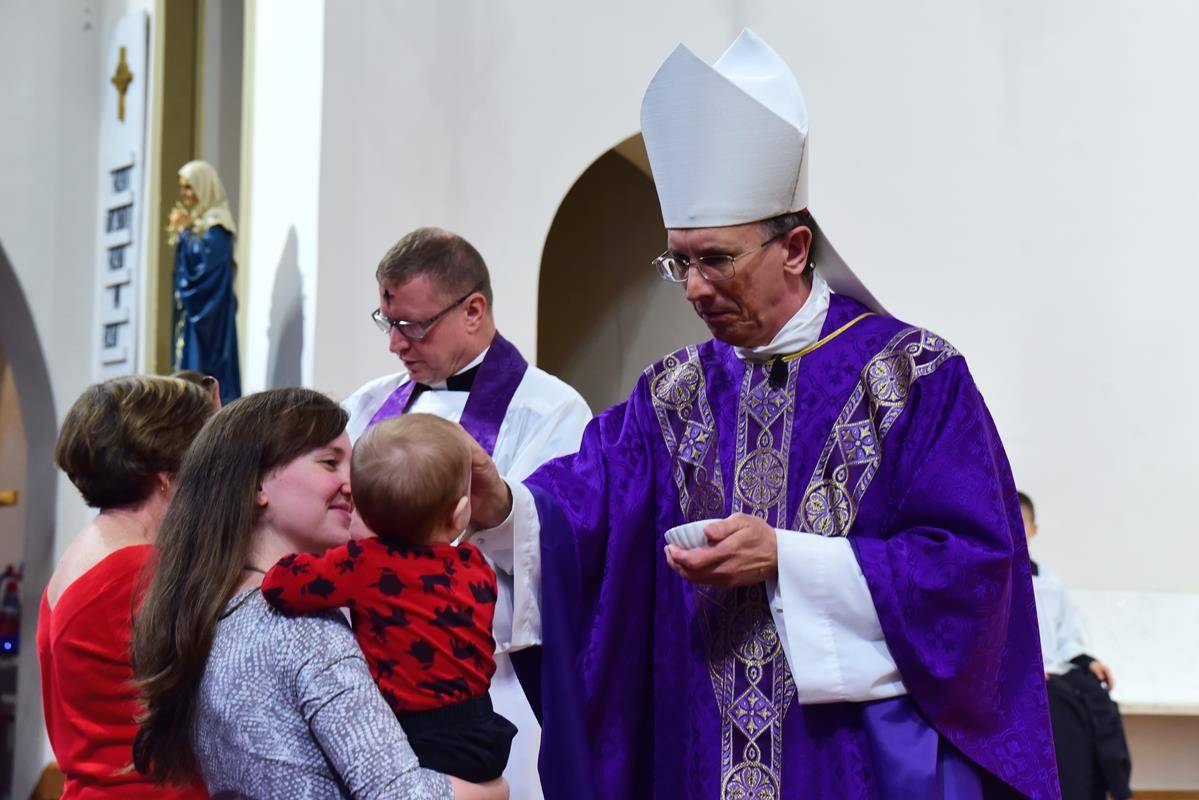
[{"xmin": 173, "ymin": 225, "xmax": 241, "ymax": 404}]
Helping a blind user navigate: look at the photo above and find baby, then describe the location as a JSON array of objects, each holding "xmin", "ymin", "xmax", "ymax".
[{"xmin": 261, "ymin": 413, "xmax": 516, "ymax": 783}]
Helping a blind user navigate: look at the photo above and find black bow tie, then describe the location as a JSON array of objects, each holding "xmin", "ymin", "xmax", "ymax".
[{"xmin": 414, "ymin": 364, "xmax": 480, "ymax": 396}]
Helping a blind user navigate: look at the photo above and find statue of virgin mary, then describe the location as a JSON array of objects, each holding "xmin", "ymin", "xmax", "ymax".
[{"xmin": 168, "ymin": 160, "xmax": 241, "ymax": 404}]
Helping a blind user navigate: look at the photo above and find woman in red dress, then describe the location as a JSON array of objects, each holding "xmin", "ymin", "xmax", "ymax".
[{"xmin": 37, "ymin": 375, "xmax": 215, "ymax": 798}]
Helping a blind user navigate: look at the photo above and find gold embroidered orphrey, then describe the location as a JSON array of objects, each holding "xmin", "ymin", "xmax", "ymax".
[
  {"xmin": 645, "ymin": 325, "xmax": 958, "ymax": 799},
  {"xmin": 792, "ymin": 327, "xmax": 958, "ymax": 536}
]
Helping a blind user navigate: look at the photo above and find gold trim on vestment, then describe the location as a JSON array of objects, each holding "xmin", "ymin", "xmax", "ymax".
[
  {"xmin": 644, "ymin": 319, "xmax": 961, "ymax": 799},
  {"xmin": 778, "ymin": 312, "xmax": 875, "ymax": 363}
]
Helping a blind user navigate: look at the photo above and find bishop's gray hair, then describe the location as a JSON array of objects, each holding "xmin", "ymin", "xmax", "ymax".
[{"xmin": 761, "ymin": 209, "xmax": 816, "ymax": 278}]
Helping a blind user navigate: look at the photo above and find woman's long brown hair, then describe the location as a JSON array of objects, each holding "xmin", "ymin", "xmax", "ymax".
[{"xmin": 131, "ymin": 388, "xmax": 347, "ymax": 784}]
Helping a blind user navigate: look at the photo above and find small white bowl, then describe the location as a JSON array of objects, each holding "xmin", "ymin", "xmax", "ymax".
[{"xmin": 664, "ymin": 519, "xmax": 720, "ymax": 550}]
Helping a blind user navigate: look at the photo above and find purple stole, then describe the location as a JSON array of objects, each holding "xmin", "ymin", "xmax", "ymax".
[{"xmin": 366, "ymin": 333, "xmax": 528, "ymax": 456}]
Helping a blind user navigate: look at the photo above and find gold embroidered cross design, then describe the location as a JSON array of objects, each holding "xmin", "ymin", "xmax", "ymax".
[
  {"xmin": 794, "ymin": 327, "xmax": 959, "ymax": 536},
  {"xmin": 110, "ymin": 46, "xmax": 133, "ymax": 122}
]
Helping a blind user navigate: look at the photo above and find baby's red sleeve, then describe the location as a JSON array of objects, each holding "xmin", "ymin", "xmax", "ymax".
[{"xmin": 260, "ymin": 541, "xmax": 365, "ymax": 613}]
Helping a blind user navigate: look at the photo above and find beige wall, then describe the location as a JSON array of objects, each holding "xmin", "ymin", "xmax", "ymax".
[
  {"xmin": 1126, "ymin": 716, "xmax": 1199, "ymax": 792},
  {"xmin": 240, "ymin": 0, "xmax": 324, "ymax": 393},
  {"xmin": 0, "ymin": 350, "xmax": 27, "ymax": 572}
]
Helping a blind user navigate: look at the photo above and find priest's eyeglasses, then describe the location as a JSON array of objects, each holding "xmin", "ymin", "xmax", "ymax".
[
  {"xmin": 652, "ymin": 233, "xmax": 783, "ymax": 283},
  {"xmin": 370, "ymin": 282, "xmax": 484, "ymax": 341}
]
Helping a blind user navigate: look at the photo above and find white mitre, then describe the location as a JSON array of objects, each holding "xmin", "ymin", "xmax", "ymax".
[{"xmin": 640, "ymin": 28, "xmax": 884, "ymax": 314}]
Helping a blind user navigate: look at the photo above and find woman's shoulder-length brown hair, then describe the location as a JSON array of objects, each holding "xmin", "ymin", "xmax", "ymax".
[{"xmin": 54, "ymin": 375, "xmax": 215, "ymax": 508}]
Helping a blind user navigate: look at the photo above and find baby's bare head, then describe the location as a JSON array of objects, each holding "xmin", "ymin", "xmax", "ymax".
[{"xmin": 351, "ymin": 414, "xmax": 472, "ymax": 544}]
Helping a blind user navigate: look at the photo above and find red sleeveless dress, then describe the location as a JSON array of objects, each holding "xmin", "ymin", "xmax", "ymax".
[{"xmin": 36, "ymin": 544, "xmax": 207, "ymax": 799}]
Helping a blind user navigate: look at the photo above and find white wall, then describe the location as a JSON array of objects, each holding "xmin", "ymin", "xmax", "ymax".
[
  {"xmin": 314, "ymin": 0, "xmax": 1198, "ymax": 595},
  {"xmin": 794, "ymin": 0, "xmax": 1199, "ymax": 597},
  {"xmin": 314, "ymin": 2, "xmax": 661, "ymax": 398},
  {"xmin": 1074, "ymin": 589, "xmax": 1199, "ymax": 716},
  {"xmin": 0, "ymin": 4, "xmax": 100, "ymax": 793},
  {"xmin": 1, "ymin": 0, "xmax": 105, "ymax": 558},
  {"xmin": 241, "ymin": 0, "xmax": 325, "ymax": 393}
]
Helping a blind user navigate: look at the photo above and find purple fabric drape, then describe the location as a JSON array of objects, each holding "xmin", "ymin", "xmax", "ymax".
[
  {"xmin": 524, "ymin": 294, "xmax": 1060, "ymax": 799},
  {"xmin": 366, "ymin": 333, "xmax": 528, "ymax": 457}
]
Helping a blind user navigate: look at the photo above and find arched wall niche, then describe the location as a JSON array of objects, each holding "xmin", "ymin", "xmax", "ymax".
[
  {"xmin": 537, "ymin": 133, "xmax": 708, "ymax": 413},
  {"xmin": 0, "ymin": 240, "xmax": 58, "ymax": 798}
]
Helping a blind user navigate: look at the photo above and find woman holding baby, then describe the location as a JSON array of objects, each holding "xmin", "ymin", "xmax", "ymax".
[{"xmin": 131, "ymin": 388, "xmax": 507, "ymax": 799}]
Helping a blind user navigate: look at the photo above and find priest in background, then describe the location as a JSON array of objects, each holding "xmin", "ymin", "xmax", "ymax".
[
  {"xmin": 468, "ymin": 30, "xmax": 1060, "ymax": 799},
  {"xmin": 343, "ymin": 226, "xmax": 592, "ymax": 800}
]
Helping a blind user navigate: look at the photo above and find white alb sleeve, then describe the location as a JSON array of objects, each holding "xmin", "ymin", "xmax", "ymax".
[
  {"xmin": 1055, "ymin": 583, "xmax": 1089, "ymax": 664},
  {"xmin": 471, "ymin": 481, "xmax": 543, "ymax": 653},
  {"xmin": 767, "ymin": 529, "xmax": 907, "ymax": 703},
  {"xmin": 503, "ymin": 394, "xmax": 592, "ymax": 482}
]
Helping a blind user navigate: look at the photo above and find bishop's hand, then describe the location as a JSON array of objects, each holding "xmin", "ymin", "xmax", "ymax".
[
  {"xmin": 464, "ymin": 432, "xmax": 512, "ymax": 530},
  {"xmin": 664, "ymin": 513, "xmax": 778, "ymax": 588}
]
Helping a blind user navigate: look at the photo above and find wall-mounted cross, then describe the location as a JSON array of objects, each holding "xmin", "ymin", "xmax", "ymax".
[{"xmin": 110, "ymin": 45, "xmax": 133, "ymax": 122}]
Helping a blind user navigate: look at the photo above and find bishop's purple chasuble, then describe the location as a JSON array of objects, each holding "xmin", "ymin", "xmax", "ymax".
[{"xmin": 524, "ymin": 294, "xmax": 1060, "ymax": 799}]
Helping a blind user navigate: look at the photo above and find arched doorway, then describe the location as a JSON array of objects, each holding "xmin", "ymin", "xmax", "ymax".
[
  {"xmin": 537, "ymin": 134, "xmax": 708, "ymax": 413},
  {"xmin": 0, "ymin": 241, "xmax": 58, "ymax": 798}
]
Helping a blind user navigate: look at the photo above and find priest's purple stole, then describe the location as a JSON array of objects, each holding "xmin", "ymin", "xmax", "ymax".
[
  {"xmin": 366, "ymin": 333, "xmax": 528, "ymax": 456},
  {"xmin": 526, "ymin": 294, "xmax": 1060, "ymax": 799}
]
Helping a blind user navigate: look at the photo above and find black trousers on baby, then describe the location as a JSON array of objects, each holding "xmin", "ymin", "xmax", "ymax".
[{"xmin": 397, "ymin": 693, "xmax": 518, "ymax": 783}]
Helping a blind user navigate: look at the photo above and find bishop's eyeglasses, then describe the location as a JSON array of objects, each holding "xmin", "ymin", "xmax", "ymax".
[
  {"xmin": 370, "ymin": 282, "xmax": 484, "ymax": 342},
  {"xmin": 651, "ymin": 233, "xmax": 783, "ymax": 283}
]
